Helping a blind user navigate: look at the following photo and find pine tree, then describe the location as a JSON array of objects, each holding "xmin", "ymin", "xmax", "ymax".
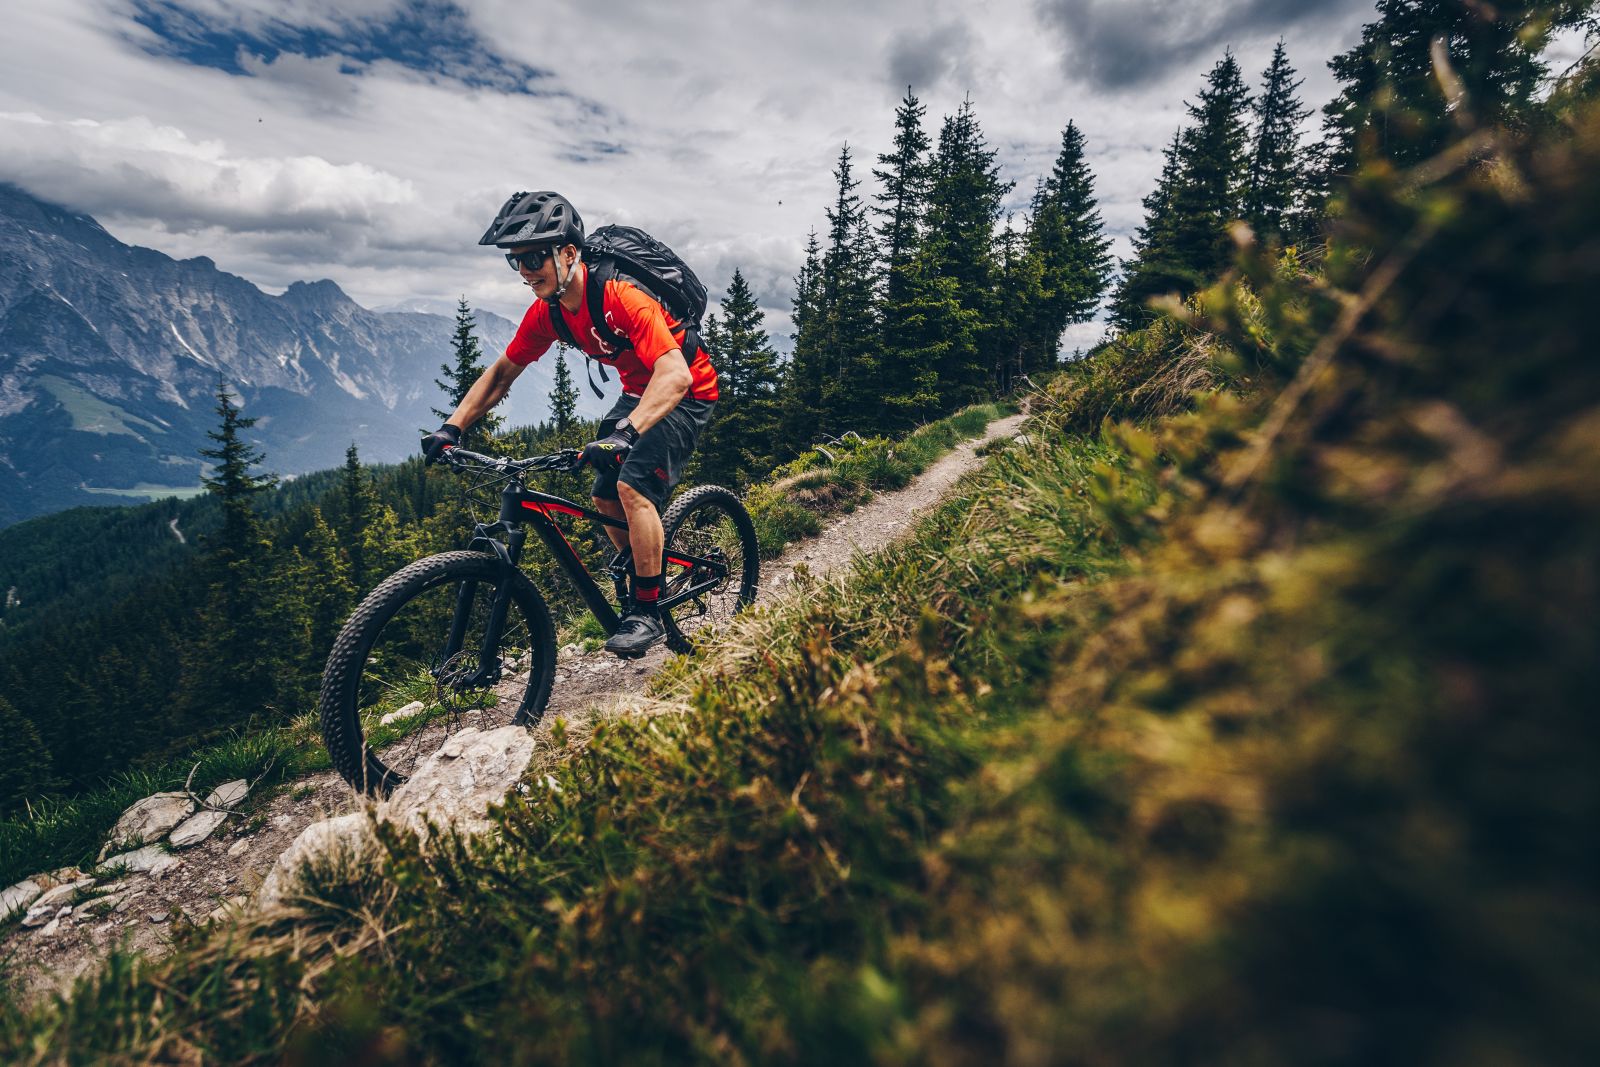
[
  {"xmin": 199, "ymin": 382, "xmax": 277, "ymax": 562},
  {"xmin": 1321, "ymin": 0, "xmax": 1555, "ymax": 179},
  {"xmin": 779, "ymin": 230, "xmax": 828, "ymax": 450},
  {"xmin": 337, "ymin": 443, "xmax": 375, "ymax": 593},
  {"xmin": 994, "ymin": 214, "xmax": 1047, "ymax": 393},
  {"xmin": 874, "ymin": 88, "xmax": 932, "ymax": 304},
  {"xmin": 187, "ymin": 382, "xmax": 281, "ymax": 726},
  {"xmin": 1244, "ymin": 41, "xmax": 1313, "ymax": 241},
  {"xmin": 1113, "ymin": 54, "xmax": 1252, "ymax": 327},
  {"xmin": 1028, "ymin": 121, "xmax": 1113, "ymax": 367},
  {"xmin": 919, "ymin": 97, "xmax": 1012, "ymax": 410},
  {"xmin": 434, "ymin": 296, "xmax": 500, "ymax": 442},
  {"xmin": 549, "ymin": 349, "xmax": 578, "ymax": 441},
  {"xmin": 818, "ymin": 145, "xmax": 880, "ymax": 428},
  {"xmin": 697, "ymin": 270, "xmax": 781, "ymax": 485},
  {"xmin": 873, "ymin": 88, "xmax": 940, "ymax": 432}
]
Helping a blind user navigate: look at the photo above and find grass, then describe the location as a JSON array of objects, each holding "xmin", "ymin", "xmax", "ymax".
[{"xmin": 0, "ymin": 723, "xmax": 321, "ymax": 890}]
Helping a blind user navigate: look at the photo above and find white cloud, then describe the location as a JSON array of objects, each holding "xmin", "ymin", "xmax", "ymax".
[{"xmin": 1, "ymin": 0, "xmax": 1379, "ymax": 335}]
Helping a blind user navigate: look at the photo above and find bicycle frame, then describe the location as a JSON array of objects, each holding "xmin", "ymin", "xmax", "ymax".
[{"xmin": 436, "ymin": 468, "xmax": 731, "ymax": 686}]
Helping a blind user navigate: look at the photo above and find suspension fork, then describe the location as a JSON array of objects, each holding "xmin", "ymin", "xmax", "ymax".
[{"xmin": 442, "ymin": 526, "xmax": 528, "ymax": 687}]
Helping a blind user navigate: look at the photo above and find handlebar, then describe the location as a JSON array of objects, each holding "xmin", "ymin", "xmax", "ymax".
[{"xmin": 440, "ymin": 446, "xmax": 581, "ymax": 474}]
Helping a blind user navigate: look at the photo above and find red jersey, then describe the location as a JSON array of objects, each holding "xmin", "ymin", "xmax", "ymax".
[{"xmin": 505, "ymin": 266, "xmax": 719, "ymax": 401}]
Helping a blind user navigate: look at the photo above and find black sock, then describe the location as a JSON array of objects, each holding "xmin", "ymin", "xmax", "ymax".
[{"xmin": 632, "ymin": 573, "xmax": 662, "ymax": 616}]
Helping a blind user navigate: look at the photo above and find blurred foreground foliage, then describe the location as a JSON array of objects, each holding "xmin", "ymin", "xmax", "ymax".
[{"xmin": 5, "ymin": 94, "xmax": 1599, "ymax": 1067}]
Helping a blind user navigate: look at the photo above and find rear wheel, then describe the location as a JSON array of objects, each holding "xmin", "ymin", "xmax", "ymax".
[
  {"xmin": 659, "ymin": 485, "xmax": 760, "ymax": 654},
  {"xmin": 318, "ymin": 551, "xmax": 556, "ymax": 795}
]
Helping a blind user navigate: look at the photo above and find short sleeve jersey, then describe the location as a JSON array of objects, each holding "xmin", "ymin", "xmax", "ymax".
[{"xmin": 504, "ymin": 267, "xmax": 719, "ymax": 401}]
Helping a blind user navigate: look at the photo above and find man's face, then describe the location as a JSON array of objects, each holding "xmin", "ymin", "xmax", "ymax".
[{"xmin": 508, "ymin": 243, "xmax": 574, "ymax": 299}]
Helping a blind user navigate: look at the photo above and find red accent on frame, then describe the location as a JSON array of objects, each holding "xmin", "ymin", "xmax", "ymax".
[
  {"xmin": 521, "ymin": 500, "xmax": 586, "ymax": 519},
  {"xmin": 666, "ymin": 555, "xmax": 695, "ymax": 568}
]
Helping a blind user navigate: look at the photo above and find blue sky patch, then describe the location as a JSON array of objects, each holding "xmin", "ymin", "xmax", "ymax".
[{"xmin": 127, "ymin": 0, "xmax": 552, "ymax": 94}]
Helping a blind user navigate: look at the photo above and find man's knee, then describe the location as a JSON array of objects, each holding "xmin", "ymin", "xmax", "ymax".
[{"xmin": 617, "ymin": 481, "xmax": 648, "ymax": 509}]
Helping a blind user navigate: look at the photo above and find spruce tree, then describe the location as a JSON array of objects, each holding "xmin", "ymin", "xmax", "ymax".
[
  {"xmin": 873, "ymin": 87, "xmax": 932, "ymax": 304},
  {"xmin": 434, "ymin": 296, "xmax": 500, "ymax": 442},
  {"xmin": 549, "ymin": 348, "xmax": 578, "ymax": 441},
  {"xmin": 1113, "ymin": 54, "xmax": 1252, "ymax": 328},
  {"xmin": 188, "ymin": 382, "xmax": 281, "ymax": 726},
  {"xmin": 698, "ymin": 269, "xmax": 781, "ymax": 485},
  {"xmin": 919, "ymin": 97, "xmax": 1011, "ymax": 410},
  {"xmin": 818, "ymin": 145, "xmax": 880, "ymax": 429},
  {"xmin": 1321, "ymin": 0, "xmax": 1556, "ymax": 179},
  {"xmin": 1029, "ymin": 121, "xmax": 1113, "ymax": 367},
  {"xmin": 779, "ymin": 230, "xmax": 828, "ymax": 450},
  {"xmin": 1244, "ymin": 41, "xmax": 1313, "ymax": 241},
  {"xmin": 872, "ymin": 88, "xmax": 939, "ymax": 431},
  {"xmin": 338, "ymin": 443, "xmax": 375, "ymax": 593}
]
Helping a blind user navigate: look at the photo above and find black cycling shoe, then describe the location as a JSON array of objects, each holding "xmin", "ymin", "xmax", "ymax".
[{"xmin": 604, "ymin": 610, "xmax": 666, "ymax": 658}]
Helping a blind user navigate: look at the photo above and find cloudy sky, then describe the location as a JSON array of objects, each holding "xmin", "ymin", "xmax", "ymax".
[{"xmin": 0, "ymin": 0, "xmax": 1443, "ymax": 350}]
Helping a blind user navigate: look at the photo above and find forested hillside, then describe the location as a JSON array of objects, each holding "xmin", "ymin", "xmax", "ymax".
[{"xmin": 2, "ymin": 1, "xmax": 1597, "ymax": 1058}]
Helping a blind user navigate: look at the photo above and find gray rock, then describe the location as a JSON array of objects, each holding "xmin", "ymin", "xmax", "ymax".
[
  {"xmin": 256, "ymin": 812, "xmax": 375, "ymax": 909},
  {"xmin": 148, "ymin": 911, "xmax": 168, "ymax": 924},
  {"xmin": 169, "ymin": 809, "xmax": 230, "ymax": 849},
  {"xmin": 204, "ymin": 779, "xmax": 250, "ymax": 809},
  {"xmin": 256, "ymin": 726, "xmax": 534, "ymax": 910},
  {"xmin": 100, "ymin": 792, "xmax": 196, "ymax": 859},
  {"xmin": 101, "ymin": 844, "xmax": 181, "ymax": 877},
  {"xmin": 379, "ymin": 700, "xmax": 426, "ymax": 726},
  {"xmin": 226, "ymin": 838, "xmax": 251, "ymax": 858},
  {"xmin": 384, "ymin": 726, "xmax": 536, "ymax": 838},
  {"xmin": 38, "ymin": 915, "xmax": 62, "ymax": 937},
  {"xmin": 32, "ymin": 877, "xmax": 94, "ymax": 912},
  {"xmin": 20, "ymin": 906, "xmax": 56, "ymax": 929},
  {"xmin": 74, "ymin": 891, "xmax": 127, "ymax": 919},
  {"xmin": 1, "ymin": 879, "xmax": 43, "ymax": 920}
]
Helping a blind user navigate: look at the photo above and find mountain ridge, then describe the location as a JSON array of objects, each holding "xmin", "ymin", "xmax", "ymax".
[{"xmin": 0, "ymin": 183, "xmax": 597, "ymax": 529}]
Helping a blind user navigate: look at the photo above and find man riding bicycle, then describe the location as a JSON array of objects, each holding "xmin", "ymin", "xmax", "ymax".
[{"xmin": 421, "ymin": 191, "xmax": 719, "ymax": 658}]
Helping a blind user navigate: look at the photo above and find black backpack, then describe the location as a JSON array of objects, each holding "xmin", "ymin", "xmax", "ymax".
[{"xmin": 547, "ymin": 225, "xmax": 710, "ymax": 396}]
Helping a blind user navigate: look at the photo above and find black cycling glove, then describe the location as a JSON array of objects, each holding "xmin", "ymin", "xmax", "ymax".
[
  {"xmin": 421, "ymin": 423, "xmax": 463, "ymax": 464},
  {"xmin": 574, "ymin": 422, "xmax": 640, "ymax": 471}
]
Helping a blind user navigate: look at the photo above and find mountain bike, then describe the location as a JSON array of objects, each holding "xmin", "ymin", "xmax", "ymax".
[{"xmin": 317, "ymin": 445, "xmax": 759, "ymax": 795}]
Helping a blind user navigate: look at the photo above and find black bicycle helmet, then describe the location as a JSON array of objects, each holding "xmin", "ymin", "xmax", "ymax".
[{"xmin": 478, "ymin": 191, "xmax": 584, "ymax": 249}]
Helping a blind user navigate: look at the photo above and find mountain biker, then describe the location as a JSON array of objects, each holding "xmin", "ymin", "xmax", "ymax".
[{"xmin": 421, "ymin": 191, "xmax": 719, "ymax": 658}]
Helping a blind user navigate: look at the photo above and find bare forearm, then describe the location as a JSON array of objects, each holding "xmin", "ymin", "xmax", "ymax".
[
  {"xmin": 448, "ymin": 358, "xmax": 521, "ymax": 429},
  {"xmin": 627, "ymin": 351, "xmax": 691, "ymax": 432}
]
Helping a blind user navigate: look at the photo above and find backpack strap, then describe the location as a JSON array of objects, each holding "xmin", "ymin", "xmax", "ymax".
[
  {"xmin": 545, "ymin": 284, "xmax": 612, "ymax": 399},
  {"xmin": 583, "ymin": 261, "xmax": 628, "ymax": 352}
]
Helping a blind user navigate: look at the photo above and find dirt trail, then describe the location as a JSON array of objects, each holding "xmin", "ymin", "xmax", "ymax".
[{"xmin": 1, "ymin": 413, "xmax": 1023, "ymax": 998}]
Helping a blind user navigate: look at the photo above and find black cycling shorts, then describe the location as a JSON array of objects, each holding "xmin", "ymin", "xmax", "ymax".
[{"xmin": 591, "ymin": 393, "xmax": 715, "ymax": 513}]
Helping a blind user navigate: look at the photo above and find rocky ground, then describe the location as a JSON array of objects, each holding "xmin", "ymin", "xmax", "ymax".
[{"xmin": 0, "ymin": 413, "xmax": 1022, "ymax": 1001}]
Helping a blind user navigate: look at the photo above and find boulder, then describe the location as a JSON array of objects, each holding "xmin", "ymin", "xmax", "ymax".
[
  {"xmin": 379, "ymin": 700, "xmax": 426, "ymax": 726},
  {"xmin": 204, "ymin": 779, "xmax": 250, "ymax": 809},
  {"xmin": 256, "ymin": 726, "xmax": 534, "ymax": 909},
  {"xmin": 101, "ymin": 844, "xmax": 181, "ymax": 877},
  {"xmin": 100, "ymin": 792, "xmax": 195, "ymax": 859},
  {"xmin": 383, "ymin": 726, "xmax": 536, "ymax": 838},
  {"xmin": 1, "ymin": 879, "xmax": 43, "ymax": 920},
  {"xmin": 168, "ymin": 810, "xmax": 230, "ymax": 849},
  {"xmin": 256, "ymin": 812, "xmax": 374, "ymax": 908}
]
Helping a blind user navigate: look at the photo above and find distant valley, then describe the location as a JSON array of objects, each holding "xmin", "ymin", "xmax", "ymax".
[{"xmin": 0, "ymin": 183, "xmax": 601, "ymax": 529}]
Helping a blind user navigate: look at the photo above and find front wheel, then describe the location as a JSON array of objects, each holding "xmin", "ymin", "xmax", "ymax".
[
  {"xmin": 318, "ymin": 551, "xmax": 556, "ymax": 795},
  {"xmin": 659, "ymin": 485, "xmax": 760, "ymax": 654}
]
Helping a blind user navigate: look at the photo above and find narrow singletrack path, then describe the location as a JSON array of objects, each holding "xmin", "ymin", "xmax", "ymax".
[{"xmin": 2, "ymin": 412, "xmax": 1025, "ymax": 998}]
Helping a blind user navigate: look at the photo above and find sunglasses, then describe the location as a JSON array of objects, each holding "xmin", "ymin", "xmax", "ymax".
[{"xmin": 505, "ymin": 247, "xmax": 555, "ymax": 272}]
